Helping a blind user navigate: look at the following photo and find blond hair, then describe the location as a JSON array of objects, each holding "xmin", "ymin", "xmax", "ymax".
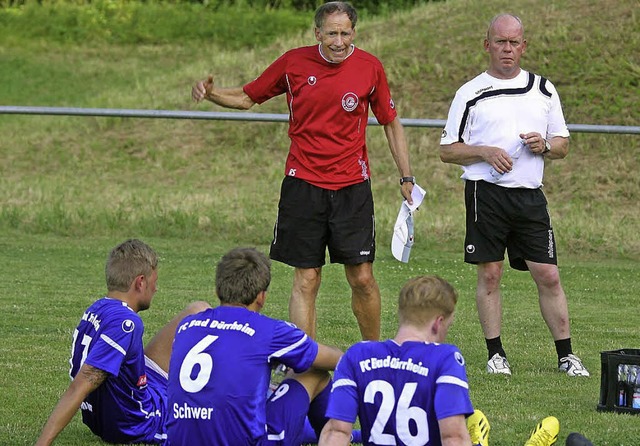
[{"xmin": 398, "ymin": 275, "xmax": 457, "ymax": 326}]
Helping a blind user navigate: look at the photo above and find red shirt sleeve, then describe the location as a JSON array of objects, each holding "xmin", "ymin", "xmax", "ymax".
[{"xmin": 243, "ymin": 52, "xmax": 290, "ymax": 105}]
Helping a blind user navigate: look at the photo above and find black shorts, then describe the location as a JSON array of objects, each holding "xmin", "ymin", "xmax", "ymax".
[
  {"xmin": 269, "ymin": 176, "xmax": 376, "ymax": 268},
  {"xmin": 463, "ymin": 180, "xmax": 558, "ymax": 271}
]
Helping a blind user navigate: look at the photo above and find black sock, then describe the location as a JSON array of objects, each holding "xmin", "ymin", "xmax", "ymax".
[
  {"xmin": 555, "ymin": 338, "xmax": 572, "ymax": 362},
  {"xmin": 486, "ymin": 336, "xmax": 506, "ymax": 360}
]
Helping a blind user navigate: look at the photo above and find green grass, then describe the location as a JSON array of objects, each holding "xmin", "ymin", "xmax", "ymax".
[
  {"xmin": 1, "ymin": 0, "xmax": 640, "ymax": 444},
  {"xmin": 2, "ymin": 232, "xmax": 640, "ymax": 445}
]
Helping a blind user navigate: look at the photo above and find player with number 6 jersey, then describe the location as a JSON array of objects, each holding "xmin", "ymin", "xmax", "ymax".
[
  {"xmin": 166, "ymin": 247, "xmax": 343, "ymax": 446},
  {"xmin": 167, "ymin": 306, "xmax": 318, "ymax": 445}
]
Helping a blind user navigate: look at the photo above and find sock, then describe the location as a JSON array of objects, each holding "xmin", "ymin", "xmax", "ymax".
[
  {"xmin": 486, "ymin": 336, "xmax": 506, "ymax": 360},
  {"xmin": 555, "ymin": 338, "xmax": 572, "ymax": 362}
]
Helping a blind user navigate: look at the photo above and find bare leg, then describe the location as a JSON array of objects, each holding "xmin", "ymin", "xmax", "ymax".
[
  {"xmin": 289, "ymin": 267, "xmax": 322, "ymax": 339},
  {"xmin": 526, "ymin": 260, "xmax": 570, "ymax": 340},
  {"xmin": 144, "ymin": 300, "xmax": 211, "ymax": 373},
  {"xmin": 476, "ymin": 261, "xmax": 504, "ymax": 339},
  {"xmin": 345, "ymin": 262, "xmax": 380, "ymax": 341},
  {"xmin": 290, "ymin": 368, "xmax": 332, "ymax": 401}
]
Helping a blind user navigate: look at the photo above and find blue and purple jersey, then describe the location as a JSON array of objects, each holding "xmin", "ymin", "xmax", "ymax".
[
  {"xmin": 70, "ymin": 297, "xmax": 166, "ymax": 444},
  {"xmin": 326, "ymin": 339, "xmax": 473, "ymax": 446},
  {"xmin": 166, "ymin": 305, "xmax": 318, "ymax": 446}
]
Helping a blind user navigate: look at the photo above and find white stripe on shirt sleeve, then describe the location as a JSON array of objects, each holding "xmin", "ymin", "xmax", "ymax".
[
  {"xmin": 100, "ymin": 333, "xmax": 126, "ymax": 356},
  {"xmin": 332, "ymin": 378, "xmax": 357, "ymax": 390},
  {"xmin": 268, "ymin": 333, "xmax": 309, "ymax": 361},
  {"xmin": 436, "ymin": 375, "xmax": 469, "ymax": 389}
]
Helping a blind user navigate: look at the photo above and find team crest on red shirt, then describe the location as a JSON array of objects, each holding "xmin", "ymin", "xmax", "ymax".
[
  {"xmin": 137, "ymin": 374, "xmax": 148, "ymax": 387},
  {"xmin": 342, "ymin": 92, "xmax": 358, "ymax": 112}
]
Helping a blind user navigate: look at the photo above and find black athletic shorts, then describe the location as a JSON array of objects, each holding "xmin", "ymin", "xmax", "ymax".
[
  {"xmin": 463, "ymin": 180, "xmax": 558, "ymax": 271},
  {"xmin": 269, "ymin": 176, "xmax": 376, "ymax": 268}
]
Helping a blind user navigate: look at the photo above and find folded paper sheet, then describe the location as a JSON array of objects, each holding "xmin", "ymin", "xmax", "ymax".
[{"xmin": 391, "ymin": 184, "xmax": 426, "ymax": 263}]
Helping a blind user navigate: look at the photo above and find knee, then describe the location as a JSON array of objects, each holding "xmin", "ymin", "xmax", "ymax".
[
  {"xmin": 478, "ymin": 263, "xmax": 503, "ymax": 289},
  {"xmin": 536, "ymin": 267, "xmax": 561, "ymax": 289},
  {"xmin": 346, "ymin": 269, "xmax": 377, "ymax": 295},
  {"xmin": 294, "ymin": 268, "xmax": 322, "ymax": 291},
  {"xmin": 185, "ymin": 300, "xmax": 211, "ymax": 315}
]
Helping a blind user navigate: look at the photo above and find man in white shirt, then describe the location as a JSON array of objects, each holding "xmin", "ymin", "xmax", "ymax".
[{"xmin": 440, "ymin": 13, "xmax": 589, "ymax": 377}]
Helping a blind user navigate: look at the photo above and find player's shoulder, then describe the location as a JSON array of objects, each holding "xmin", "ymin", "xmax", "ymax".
[
  {"xmin": 530, "ymin": 70, "xmax": 560, "ymax": 95},
  {"xmin": 429, "ymin": 342, "xmax": 467, "ymax": 369},
  {"xmin": 284, "ymin": 45, "xmax": 318, "ymax": 58},
  {"xmin": 83, "ymin": 297, "xmax": 141, "ymax": 335},
  {"xmin": 402, "ymin": 341, "xmax": 464, "ymax": 362},
  {"xmin": 454, "ymin": 71, "xmax": 492, "ymax": 98},
  {"xmin": 344, "ymin": 339, "xmax": 393, "ymax": 357},
  {"xmin": 89, "ymin": 297, "xmax": 139, "ymax": 320},
  {"xmin": 350, "ymin": 47, "xmax": 384, "ymax": 67},
  {"xmin": 424, "ymin": 341, "xmax": 463, "ymax": 355}
]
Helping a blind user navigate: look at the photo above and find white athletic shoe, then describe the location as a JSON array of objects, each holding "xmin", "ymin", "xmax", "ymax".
[
  {"xmin": 558, "ymin": 354, "xmax": 590, "ymax": 377},
  {"xmin": 487, "ymin": 353, "xmax": 512, "ymax": 375}
]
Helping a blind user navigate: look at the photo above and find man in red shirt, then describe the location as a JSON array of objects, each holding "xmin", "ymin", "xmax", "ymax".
[{"xmin": 192, "ymin": 1, "xmax": 413, "ymax": 341}]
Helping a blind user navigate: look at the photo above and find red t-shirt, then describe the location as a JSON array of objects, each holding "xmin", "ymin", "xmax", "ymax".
[{"xmin": 243, "ymin": 44, "xmax": 397, "ymax": 190}]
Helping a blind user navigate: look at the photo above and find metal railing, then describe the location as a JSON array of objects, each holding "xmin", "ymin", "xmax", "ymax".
[{"xmin": 1, "ymin": 106, "xmax": 639, "ymax": 134}]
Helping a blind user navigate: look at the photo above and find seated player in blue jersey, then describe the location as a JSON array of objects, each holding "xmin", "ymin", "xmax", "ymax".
[
  {"xmin": 165, "ymin": 247, "xmax": 345, "ymax": 446},
  {"xmin": 318, "ymin": 275, "xmax": 476, "ymax": 446},
  {"xmin": 36, "ymin": 239, "xmax": 210, "ymax": 446}
]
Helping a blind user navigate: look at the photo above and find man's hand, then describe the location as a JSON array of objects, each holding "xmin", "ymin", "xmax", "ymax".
[
  {"xmin": 519, "ymin": 132, "xmax": 547, "ymax": 154},
  {"xmin": 401, "ymin": 182, "xmax": 414, "ymax": 205},
  {"xmin": 484, "ymin": 145, "xmax": 513, "ymax": 175},
  {"xmin": 192, "ymin": 75, "xmax": 214, "ymax": 102}
]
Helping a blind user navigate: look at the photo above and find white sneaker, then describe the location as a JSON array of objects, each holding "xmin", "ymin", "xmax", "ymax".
[
  {"xmin": 558, "ymin": 354, "xmax": 590, "ymax": 377},
  {"xmin": 487, "ymin": 353, "xmax": 511, "ymax": 375}
]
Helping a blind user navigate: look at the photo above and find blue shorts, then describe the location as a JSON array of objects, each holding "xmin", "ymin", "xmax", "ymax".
[
  {"xmin": 263, "ymin": 378, "xmax": 310, "ymax": 446},
  {"xmin": 142, "ymin": 356, "xmax": 169, "ymax": 444}
]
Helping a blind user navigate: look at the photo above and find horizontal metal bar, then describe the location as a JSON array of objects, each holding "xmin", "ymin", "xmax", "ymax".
[{"xmin": 1, "ymin": 106, "xmax": 638, "ymax": 134}]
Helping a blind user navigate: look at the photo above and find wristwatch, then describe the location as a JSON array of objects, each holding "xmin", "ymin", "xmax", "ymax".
[
  {"xmin": 543, "ymin": 139, "xmax": 551, "ymax": 154},
  {"xmin": 400, "ymin": 176, "xmax": 415, "ymax": 185}
]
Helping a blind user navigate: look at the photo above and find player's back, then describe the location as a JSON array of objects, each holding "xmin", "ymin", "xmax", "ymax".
[
  {"xmin": 70, "ymin": 298, "xmax": 163, "ymax": 444},
  {"xmin": 329, "ymin": 339, "xmax": 473, "ymax": 446},
  {"xmin": 166, "ymin": 305, "xmax": 317, "ymax": 446}
]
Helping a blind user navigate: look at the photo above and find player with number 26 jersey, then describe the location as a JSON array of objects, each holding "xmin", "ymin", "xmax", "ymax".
[
  {"xmin": 326, "ymin": 340, "xmax": 473, "ymax": 446},
  {"xmin": 166, "ymin": 305, "xmax": 318, "ymax": 446}
]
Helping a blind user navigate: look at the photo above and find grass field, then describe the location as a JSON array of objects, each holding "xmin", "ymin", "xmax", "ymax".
[
  {"xmin": 1, "ymin": 0, "xmax": 639, "ymax": 444},
  {"xmin": 2, "ymin": 232, "xmax": 639, "ymax": 445}
]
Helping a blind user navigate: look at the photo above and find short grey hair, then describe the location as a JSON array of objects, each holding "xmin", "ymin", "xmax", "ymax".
[{"xmin": 314, "ymin": 1, "xmax": 357, "ymax": 29}]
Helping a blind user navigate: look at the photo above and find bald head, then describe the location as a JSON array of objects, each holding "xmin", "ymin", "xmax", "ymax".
[
  {"xmin": 487, "ymin": 14, "xmax": 524, "ymax": 40},
  {"xmin": 484, "ymin": 13, "xmax": 527, "ymax": 79}
]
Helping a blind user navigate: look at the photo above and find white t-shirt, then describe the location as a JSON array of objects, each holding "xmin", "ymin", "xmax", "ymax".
[{"xmin": 441, "ymin": 69, "xmax": 570, "ymax": 188}]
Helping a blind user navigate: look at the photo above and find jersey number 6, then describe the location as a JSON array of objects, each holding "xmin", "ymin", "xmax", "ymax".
[{"xmin": 179, "ymin": 335, "xmax": 218, "ymax": 393}]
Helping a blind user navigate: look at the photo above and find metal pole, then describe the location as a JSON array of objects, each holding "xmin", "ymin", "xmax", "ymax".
[{"xmin": 1, "ymin": 106, "xmax": 639, "ymax": 134}]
